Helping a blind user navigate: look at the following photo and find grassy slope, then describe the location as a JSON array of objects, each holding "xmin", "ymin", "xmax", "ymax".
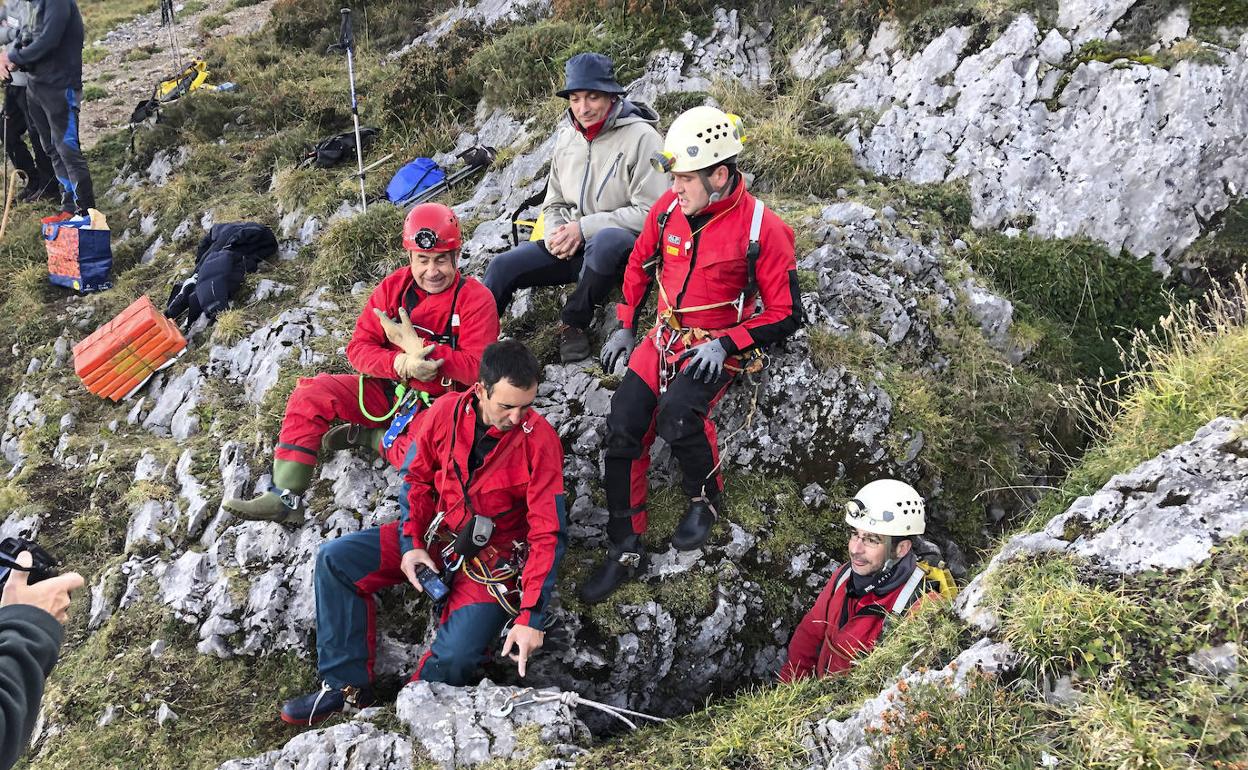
[{"xmin": 0, "ymin": 0, "xmax": 1241, "ymax": 767}]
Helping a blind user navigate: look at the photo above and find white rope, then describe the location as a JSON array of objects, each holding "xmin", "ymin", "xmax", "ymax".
[{"xmin": 493, "ymin": 688, "xmax": 667, "ymax": 731}]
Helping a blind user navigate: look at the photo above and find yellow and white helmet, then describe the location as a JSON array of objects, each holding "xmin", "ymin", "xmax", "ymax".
[
  {"xmin": 652, "ymin": 105, "xmax": 745, "ymax": 174},
  {"xmin": 844, "ymin": 479, "xmax": 926, "ymax": 537}
]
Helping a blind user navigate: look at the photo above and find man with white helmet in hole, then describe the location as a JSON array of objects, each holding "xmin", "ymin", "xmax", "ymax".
[{"xmin": 780, "ymin": 479, "xmax": 938, "ymax": 681}]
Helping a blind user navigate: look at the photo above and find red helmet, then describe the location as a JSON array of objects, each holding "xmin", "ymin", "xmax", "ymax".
[{"xmin": 402, "ymin": 203, "xmax": 462, "ymax": 253}]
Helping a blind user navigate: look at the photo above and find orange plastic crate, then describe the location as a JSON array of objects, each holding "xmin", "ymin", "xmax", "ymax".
[{"xmin": 73, "ymin": 296, "xmax": 186, "ymax": 401}]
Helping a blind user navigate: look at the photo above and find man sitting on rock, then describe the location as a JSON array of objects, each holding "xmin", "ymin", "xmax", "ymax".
[
  {"xmin": 579, "ymin": 105, "xmax": 803, "ymax": 604},
  {"xmin": 780, "ymin": 480, "xmax": 935, "ymax": 681},
  {"xmin": 224, "ymin": 203, "xmax": 500, "ymax": 525},
  {"xmin": 279, "ymin": 340, "xmax": 566, "ymax": 725},
  {"xmin": 483, "ymin": 52, "xmax": 668, "ymax": 363}
]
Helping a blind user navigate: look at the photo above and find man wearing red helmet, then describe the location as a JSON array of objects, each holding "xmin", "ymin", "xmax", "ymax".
[{"xmin": 224, "ymin": 203, "xmax": 500, "ymax": 525}]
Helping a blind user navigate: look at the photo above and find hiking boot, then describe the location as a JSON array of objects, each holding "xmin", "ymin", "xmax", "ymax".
[
  {"xmin": 280, "ymin": 682, "xmax": 375, "ymax": 726},
  {"xmin": 223, "ymin": 459, "xmax": 313, "ymax": 525},
  {"xmin": 670, "ymin": 495, "xmax": 719, "ymax": 551},
  {"xmin": 579, "ymin": 535, "xmax": 646, "ymax": 605},
  {"xmin": 557, "ymin": 324, "xmax": 591, "ymax": 363},
  {"xmin": 321, "ymin": 423, "xmax": 384, "ymax": 455}
]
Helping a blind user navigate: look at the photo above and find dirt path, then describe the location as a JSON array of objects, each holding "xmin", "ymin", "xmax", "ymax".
[{"xmin": 79, "ymin": 0, "xmax": 277, "ymax": 150}]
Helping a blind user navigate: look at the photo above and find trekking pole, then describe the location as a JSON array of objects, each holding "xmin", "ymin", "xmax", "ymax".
[
  {"xmin": 161, "ymin": 0, "xmax": 182, "ymax": 70},
  {"xmin": 330, "ymin": 8, "xmax": 368, "ymax": 212}
]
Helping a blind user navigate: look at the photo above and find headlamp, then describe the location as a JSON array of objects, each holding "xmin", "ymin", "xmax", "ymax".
[
  {"xmin": 410, "ymin": 227, "xmax": 439, "ymax": 250},
  {"xmin": 650, "ymin": 150, "xmax": 676, "ymax": 174}
]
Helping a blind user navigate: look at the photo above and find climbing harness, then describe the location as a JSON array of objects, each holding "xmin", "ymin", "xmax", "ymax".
[
  {"xmin": 420, "ymin": 403, "xmax": 534, "ymax": 617},
  {"xmin": 491, "ymin": 687, "xmax": 667, "ymax": 731},
  {"xmin": 357, "ymin": 275, "xmax": 464, "ymax": 427},
  {"xmin": 643, "ymin": 195, "xmax": 770, "ymax": 393}
]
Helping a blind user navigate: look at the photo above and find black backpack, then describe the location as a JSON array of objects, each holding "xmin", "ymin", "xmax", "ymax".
[{"xmin": 298, "ymin": 127, "xmax": 380, "ymax": 169}]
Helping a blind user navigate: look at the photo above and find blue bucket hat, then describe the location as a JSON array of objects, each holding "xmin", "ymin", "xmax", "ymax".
[{"xmin": 556, "ymin": 52, "xmax": 625, "ymax": 98}]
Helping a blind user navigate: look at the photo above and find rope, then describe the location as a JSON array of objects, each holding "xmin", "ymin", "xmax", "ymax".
[
  {"xmin": 701, "ymin": 372, "xmax": 762, "ymax": 494},
  {"xmin": 358, "ymin": 375, "xmax": 404, "ymax": 422},
  {"xmin": 494, "ymin": 687, "xmax": 667, "ymax": 731}
]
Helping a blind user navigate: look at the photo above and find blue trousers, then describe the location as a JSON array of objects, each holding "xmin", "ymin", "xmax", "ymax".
[{"xmin": 314, "ymin": 521, "xmax": 510, "ymax": 688}]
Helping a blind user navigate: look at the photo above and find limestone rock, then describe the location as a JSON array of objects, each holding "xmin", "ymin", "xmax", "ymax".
[
  {"xmin": 828, "ymin": 15, "xmax": 1248, "ymax": 263},
  {"xmin": 957, "ymin": 417, "xmax": 1248, "ymax": 632}
]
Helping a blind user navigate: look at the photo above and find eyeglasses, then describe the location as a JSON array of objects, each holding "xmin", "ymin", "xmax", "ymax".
[{"xmin": 848, "ymin": 531, "xmax": 887, "ymax": 547}]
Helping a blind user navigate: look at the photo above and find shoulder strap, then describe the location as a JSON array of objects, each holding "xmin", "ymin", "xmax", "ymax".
[
  {"xmin": 888, "ymin": 567, "xmax": 927, "ymax": 615},
  {"xmin": 744, "ymin": 199, "xmax": 765, "ymax": 298},
  {"xmin": 643, "ymin": 197, "xmax": 681, "ymax": 276},
  {"xmin": 510, "ymin": 181, "xmax": 550, "ymax": 247},
  {"xmin": 442, "ymin": 276, "xmax": 464, "ymax": 349}
]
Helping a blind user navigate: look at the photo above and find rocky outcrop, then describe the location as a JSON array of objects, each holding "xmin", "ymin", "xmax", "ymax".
[
  {"xmin": 218, "ymin": 680, "xmax": 589, "ymax": 770},
  {"xmin": 824, "ymin": 10, "xmax": 1248, "ymax": 266},
  {"xmin": 957, "ymin": 415, "xmax": 1248, "ymax": 632},
  {"xmin": 802, "ymin": 416, "xmax": 1248, "ymax": 768}
]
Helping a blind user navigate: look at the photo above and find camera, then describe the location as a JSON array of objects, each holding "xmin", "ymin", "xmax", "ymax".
[
  {"xmin": 0, "ymin": 537, "xmax": 60, "ymax": 587},
  {"xmin": 415, "ymin": 566, "xmax": 449, "ymax": 602}
]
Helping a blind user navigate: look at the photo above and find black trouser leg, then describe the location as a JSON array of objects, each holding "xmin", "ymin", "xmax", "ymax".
[
  {"xmin": 560, "ymin": 227, "xmax": 637, "ymax": 329},
  {"xmin": 655, "ymin": 367, "xmax": 734, "ymax": 500},
  {"xmin": 3, "ymin": 85, "xmax": 39, "ymax": 181},
  {"xmin": 603, "ymin": 368, "xmax": 659, "ymax": 544},
  {"xmin": 13, "ymin": 86, "xmax": 55, "ymax": 187},
  {"xmin": 482, "ymin": 240, "xmax": 582, "ymax": 316},
  {"xmin": 26, "ymin": 82, "xmax": 94, "ymax": 212}
]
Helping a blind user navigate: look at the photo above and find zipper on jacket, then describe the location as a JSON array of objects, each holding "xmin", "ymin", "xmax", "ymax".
[
  {"xmin": 578, "ymin": 139, "xmax": 593, "ymax": 215},
  {"xmin": 595, "ymin": 152, "xmax": 625, "ymax": 202}
]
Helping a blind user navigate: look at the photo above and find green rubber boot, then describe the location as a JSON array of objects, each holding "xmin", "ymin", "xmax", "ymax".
[
  {"xmin": 321, "ymin": 424, "xmax": 385, "ymax": 456},
  {"xmin": 223, "ymin": 459, "xmax": 314, "ymax": 525}
]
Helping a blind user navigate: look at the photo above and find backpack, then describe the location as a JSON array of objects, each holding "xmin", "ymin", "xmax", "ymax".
[
  {"xmin": 386, "ymin": 158, "xmax": 445, "ymax": 206},
  {"xmin": 299, "ymin": 127, "xmax": 380, "ymax": 169}
]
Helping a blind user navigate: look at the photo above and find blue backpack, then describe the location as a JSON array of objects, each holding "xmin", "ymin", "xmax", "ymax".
[{"xmin": 386, "ymin": 158, "xmax": 445, "ymax": 205}]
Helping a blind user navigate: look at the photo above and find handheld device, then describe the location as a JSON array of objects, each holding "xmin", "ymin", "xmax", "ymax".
[{"xmin": 415, "ymin": 566, "xmax": 449, "ymax": 602}]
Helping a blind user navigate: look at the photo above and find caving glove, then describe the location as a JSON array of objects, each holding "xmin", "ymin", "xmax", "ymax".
[
  {"xmin": 395, "ymin": 345, "xmax": 443, "ymax": 381},
  {"xmin": 374, "ymin": 307, "xmax": 427, "ymax": 355},
  {"xmin": 600, "ymin": 328, "xmax": 635, "ymax": 372},
  {"xmin": 678, "ymin": 339, "xmax": 728, "ymax": 384}
]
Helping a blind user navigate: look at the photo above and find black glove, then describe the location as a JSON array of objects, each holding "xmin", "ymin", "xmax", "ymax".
[
  {"xmin": 601, "ymin": 328, "xmax": 635, "ymax": 372},
  {"xmin": 678, "ymin": 339, "xmax": 727, "ymax": 383}
]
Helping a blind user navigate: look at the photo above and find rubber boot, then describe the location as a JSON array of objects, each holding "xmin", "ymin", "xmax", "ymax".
[
  {"xmin": 578, "ymin": 534, "xmax": 646, "ymax": 605},
  {"xmin": 557, "ymin": 324, "xmax": 591, "ymax": 363},
  {"xmin": 670, "ymin": 495, "xmax": 720, "ymax": 551},
  {"xmin": 321, "ymin": 424, "xmax": 385, "ymax": 456},
  {"xmin": 223, "ymin": 459, "xmax": 313, "ymax": 525}
]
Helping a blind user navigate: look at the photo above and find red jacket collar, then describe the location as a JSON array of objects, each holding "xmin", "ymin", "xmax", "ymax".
[{"xmin": 574, "ymin": 116, "xmax": 608, "ymax": 142}]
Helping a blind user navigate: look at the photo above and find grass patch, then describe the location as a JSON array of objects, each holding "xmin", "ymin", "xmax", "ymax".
[
  {"xmin": 81, "ymin": 84, "xmax": 108, "ymax": 102},
  {"xmin": 1028, "ymin": 270, "xmax": 1248, "ymax": 526},
  {"xmin": 310, "ymin": 204, "xmax": 406, "ymax": 289},
  {"xmin": 964, "ymin": 233, "xmax": 1176, "ymax": 378},
  {"xmin": 78, "ymin": 0, "xmax": 160, "ymax": 41},
  {"xmin": 27, "ymin": 599, "xmax": 317, "ymax": 770},
  {"xmin": 199, "ymin": 13, "xmax": 228, "ymax": 33}
]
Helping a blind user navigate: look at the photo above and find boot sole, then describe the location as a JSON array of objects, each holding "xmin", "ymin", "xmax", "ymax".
[{"xmin": 280, "ymin": 709, "xmax": 339, "ymax": 726}]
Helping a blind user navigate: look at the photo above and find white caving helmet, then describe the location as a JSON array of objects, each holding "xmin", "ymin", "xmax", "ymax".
[
  {"xmin": 651, "ymin": 105, "xmax": 745, "ymax": 174},
  {"xmin": 844, "ymin": 479, "xmax": 926, "ymax": 537}
]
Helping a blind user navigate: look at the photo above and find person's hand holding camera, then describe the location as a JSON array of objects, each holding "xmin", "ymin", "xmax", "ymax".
[{"xmin": 0, "ymin": 551, "xmax": 84, "ymax": 624}]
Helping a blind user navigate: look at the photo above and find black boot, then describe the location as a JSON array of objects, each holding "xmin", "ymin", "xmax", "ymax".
[
  {"xmin": 579, "ymin": 535, "xmax": 646, "ymax": 605},
  {"xmin": 671, "ymin": 495, "xmax": 719, "ymax": 551}
]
